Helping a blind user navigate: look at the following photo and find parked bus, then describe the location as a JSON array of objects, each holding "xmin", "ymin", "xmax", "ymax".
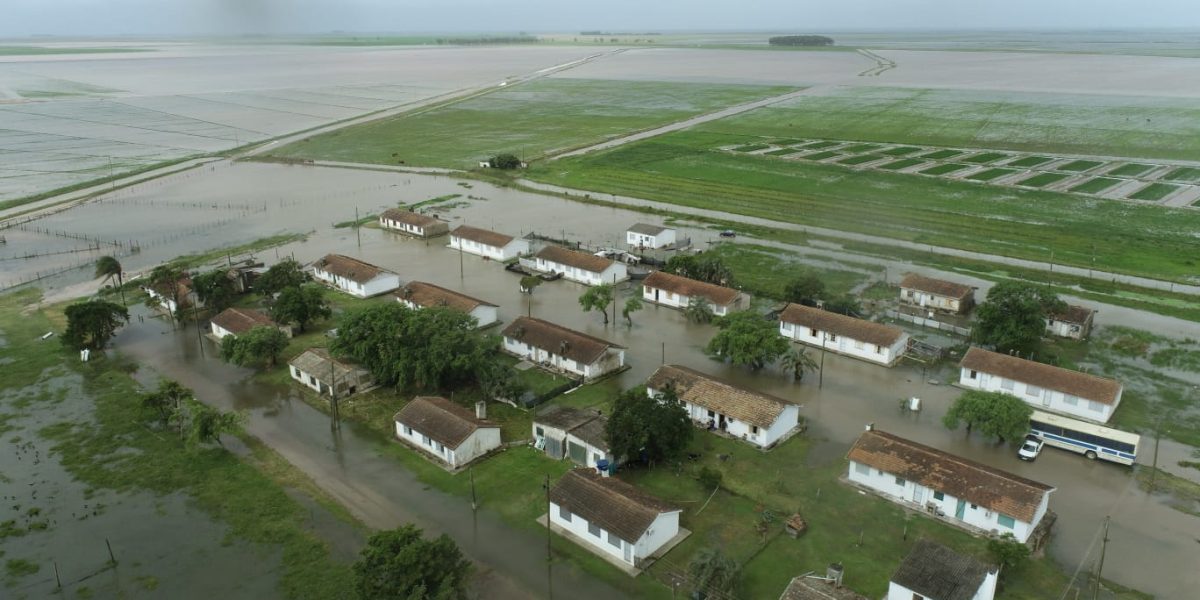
[{"xmin": 1029, "ymin": 410, "xmax": 1140, "ymax": 465}]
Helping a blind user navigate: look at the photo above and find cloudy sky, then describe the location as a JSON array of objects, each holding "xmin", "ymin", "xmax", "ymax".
[{"xmin": 5, "ymin": 0, "xmax": 1200, "ymax": 36}]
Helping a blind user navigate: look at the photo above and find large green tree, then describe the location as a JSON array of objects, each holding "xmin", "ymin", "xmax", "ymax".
[
  {"xmin": 146, "ymin": 264, "xmax": 189, "ymax": 318},
  {"xmin": 972, "ymin": 281, "xmax": 1066, "ymax": 355},
  {"xmin": 663, "ymin": 254, "xmax": 733, "ymax": 286},
  {"xmin": 220, "ymin": 326, "xmax": 290, "ymax": 368},
  {"xmin": 255, "ymin": 259, "xmax": 309, "ymax": 296},
  {"xmin": 783, "ymin": 273, "xmax": 825, "ymax": 307},
  {"xmin": 192, "ymin": 268, "xmax": 238, "ymax": 313},
  {"xmin": 606, "ymin": 387, "xmax": 693, "ymax": 465},
  {"xmin": 143, "ymin": 379, "xmax": 190, "ymax": 427},
  {"xmin": 191, "ymin": 405, "xmax": 241, "ymax": 447},
  {"xmin": 705, "ymin": 311, "xmax": 790, "ymax": 370},
  {"xmin": 578, "ymin": 283, "xmax": 614, "ymax": 324},
  {"xmin": 353, "ymin": 525, "xmax": 471, "ymax": 600},
  {"xmin": 687, "ymin": 548, "xmax": 740, "ymax": 598},
  {"xmin": 683, "ymin": 296, "xmax": 715, "ymax": 324},
  {"xmin": 622, "ymin": 295, "xmax": 643, "ymax": 326},
  {"xmin": 61, "ymin": 300, "xmax": 129, "ymax": 351},
  {"xmin": 94, "ymin": 255, "xmax": 126, "ymax": 306},
  {"xmin": 942, "ymin": 390, "xmax": 1033, "ymax": 442},
  {"xmin": 271, "ymin": 283, "xmax": 331, "ymax": 333}
]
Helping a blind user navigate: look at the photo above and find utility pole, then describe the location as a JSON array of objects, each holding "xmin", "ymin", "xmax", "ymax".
[
  {"xmin": 330, "ymin": 358, "xmax": 340, "ymax": 429},
  {"xmin": 544, "ymin": 473, "xmax": 553, "ymax": 599},
  {"xmin": 661, "ymin": 341, "xmax": 666, "ymax": 365},
  {"xmin": 1092, "ymin": 516, "xmax": 1110, "ymax": 600},
  {"xmin": 470, "ymin": 466, "xmax": 477, "ymax": 510},
  {"xmin": 192, "ymin": 293, "xmax": 204, "ymax": 358},
  {"xmin": 1150, "ymin": 414, "xmax": 1164, "ymax": 492},
  {"xmin": 818, "ymin": 334, "xmax": 827, "ymax": 390}
]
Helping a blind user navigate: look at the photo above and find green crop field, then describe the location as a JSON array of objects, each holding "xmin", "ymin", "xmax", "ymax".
[
  {"xmin": 802, "ymin": 150, "xmax": 840, "ymax": 160},
  {"xmin": 692, "ymin": 86, "xmax": 1200, "ymax": 161},
  {"xmin": 965, "ymin": 167, "xmax": 1016, "ymax": 181},
  {"xmin": 963, "ymin": 152, "xmax": 1009, "ymax": 164},
  {"xmin": 838, "ymin": 143, "xmax": 882, "ymax": 154},
  {"xmin": 920, "ymin": 163, "xmax": 971, "ymax": 175},
  {"xmin": 879, "ymin": 158, "xmax": 925, "ymax": 170},
  {"xmin": 527, "ymin": 129, "xmax": 1200, "ymax": 282},
  {"xmin": 1129, "ymin": 182, "xmax": 1180, "ymax": 201},
  {"xmin": 1070, "ymin": 177, "xmax": 1122, "ymax": 194},
  {"xmin": 917, "ymin": 149, "xmax": 963, "ymax": 160},
  {"xmin": 763, "ymin": 147, "xmax": 801, "ymax": 156},
  {"xmin": 1163, "ymin": 166, "xmax": 1200, "ymax": 183},
  {"xmin": 732, "ymin": 143, "xmax": 771, "ymax": 152},
  {"xmin": 1007, "ymin": 156, "xmax": 1054, "ymax": 168},
  {"xmin": 1019, "ymin": 172, "xmax": 1070, "ymax": 187},
  {"xmin": 880, "ymin": 146, "xmax": 922, "ymax": 156},
  {"xmin": 800, "ymin": 140, "xmax": 840, "ymax": 149},
  {"xmin": 1109, "ymin": 163, "xmax": 1156, "ymax": 177},
  {"xmin": 839, "ymin": 154, "xmax": 884, "ymax": 165},
  {"xmin": 1057, "ymin": 159, "xmax": 1105, "ymax": 172},
  {"xmin": 268, "ymin": 78, "xmax": 796, "ymax": 168}
]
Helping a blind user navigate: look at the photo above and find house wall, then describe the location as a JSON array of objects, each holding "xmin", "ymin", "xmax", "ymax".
[
  {"xmin": 848, "ymin": 459, "xmax": 1038, "ymax": 543},
  {"xmin": 535, "ymin": 257, "xmax": 629, "ymax": 286},
  {"xmin": 641, "ymin": 285, "xmax": 740, "ymax": 316},
  {"xmin": 290, "ymin": 366, "xmax": 324, "ymax": 395},
  {"xmin": 394, "ymin": 421, "xmax": 500, "ymax": 468},
  {"xmin": 503, "ymin": 337, "xmax": 623, "ymax": 380},
  {"xmin": 1045, "ymin": 318, "xmax": 1090, "ymax": 340},
  {"xmin": 379, "ymin": 218, "xmax": 448, "ymax": 238},
  {"xmin": 886, "ymin": 569, "xmax": 997, "ymax": 600},
  {"xmin": 469, "ymin": 305, "xmax": 500, "ymax": 328},
  {"xmin": 958, "ymin": 368, "xmax": 1119, "ymax": 423},
  {"xmin": 779, "ymin": 321, "xmax": 907, "ymax": 367},
  {"xmin": 626, "ymin": 229, "xmax": 676, "ymax": 249},
  {"xmin": 900, "ymin": 288, "xmax": 966, "ymax": 314},
  {"xmin": 549, "ymin": 500, "xmax": 636, "ymax": 565},
  {"xmin": 653, "ymin": 387, "xmax": 799, "ymax": 448},
  {"xmin": 634, "ymin": 511, "xmax": 679, "ymax": 560},
  {"xmin": 312, "ymin": 268, "xmax": 400, "ymax": 298},
  {"xmin": 566, "ymin": 434, "xmax": 611, "ymax": 469},
  {"xmin": 450, "ymin": 236, "xmax": 530, "ymax": 261},
  {"xmin": 211, "ymin": 322, "xmax": 235, "ymax": 339}
]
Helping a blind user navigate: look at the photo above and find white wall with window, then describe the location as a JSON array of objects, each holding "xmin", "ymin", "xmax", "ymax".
[
  {"xmin": 778, "ymin": 321, "xmax": 908, "ymax": 367},
  {"xmin": 958, "ymin": 368, "xmax": 1120, "ymax": 423},
  {"xmin": 548, "ymin": 500, "xmax": 680, "ymax": 567}
]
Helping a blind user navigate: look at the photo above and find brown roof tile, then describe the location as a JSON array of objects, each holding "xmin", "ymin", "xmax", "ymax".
[
  {"xmin": 393, "ymin": 396, "xmax": 497, "ymax": 449},
  {"xmin": 627, "ymin": 223, "xmax": 670, "ymax": 235},
  {"xmin": 380, "ymin": 209, "xmax": 446, "ymax": 229},
  {"xmin": 643, "ymin": 271, "xmax": 741, "ymax": 306},
  {"xmin": 210, "ymin": 307, "xmax": 278, "ymax": 335},
  {"xmin": 549, "ymin": 469, "xmax": 677, "ymax": 542},
  {"xmin": 780, "ymin": 303, "xmax": 906, "ymax": 347},
  {"xmin": 890, "ymin": 539, "xmax": 995, "ymax": 600},
  {"xmin": 535, "ymin": 245, "xmax": 615, "ymax": 274},
  {"xmin": 847, "ymin": 429, "xmax": 1054, "ymax": 522},
  {"xmin": 395, "ymin": 281, "xmax": 497, "ymax": 313},
  {"xmin": 778, "ymin": 577, "xmax": 869, "ymax": 600},
  {"xmin": 312, "ymin": 254, "xmax": 393, "ymax": 284},
  {"xmin": 1048, "ymin": 304, "xmax": 1095, "ymax": 325},
  {"xmin": 647, "ymin": 365, "xmax": 792, "ymax": 429},
  {"xmin": 288, "ymin": 348, "xmax": 369, "ymax": 382},
  {"xmin": 501, "ymin": 316, "xmax": 623, "ymax": 365},
  {"xmin": 532, "ymin": 406, "xmax": 610, "ymax": 450},
  {"xmin": 960, "ymin": 347, "xmax": 1121, "ymax": 405},
  {"xmin": 900, "ymin": 273, "xmax": 974, "ymax": 300},
  {"xmin": 451, "ymin": 225, "xmax": 515, "ymax": 248}
]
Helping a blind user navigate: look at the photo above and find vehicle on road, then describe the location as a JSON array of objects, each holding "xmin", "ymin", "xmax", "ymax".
[
  {"xmin": 1029, "ymin": 410, "xmax": 1140, "ymax": 465},
  {"xmin": 718, "ymin": 230, "xmax": 737, "ymax": 238},
  {"xmin": 1018, "ymin": 434, "xmax": 1044, "ymax": 461}
]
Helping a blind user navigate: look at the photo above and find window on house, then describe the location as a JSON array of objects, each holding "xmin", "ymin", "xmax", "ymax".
[
  {"xmin": 751, "ymin": 425, "xmax": 759, "ymax": 435},
  {"xmin": 403, "ymin": 425, "xmax": 412, "ymax": 436},
  {"xmin": 558, "ymin": 505, "xmax": 571, "ymax": 522},
  {"xmin": 1001, "ymin": 378, "xmax": 1015, "ymax": 391},
  {"xmin": 607, "ymin": 532, "xmax": 621, "ymax": 548},
  {"xmin": 1026, "ymin": 385, "xmax": 1043, "ymax": 398},
  {"xmin": 876, "ymin": 345, "xmax": 883, "ymax": 354},
  {"xmin": 810, "ymin": 328, "xmax": 818, "ymax": 336},
  {"xmin": 1088, "ymin": 400, "xmax": 1104, "ymax": 413},
  {"xmin": 998, "ymin": 514, "xmax": 1016, "ymax": 529},
  {"xmin": 535, "ymin": 426, "xmax": 545, "ymax": 438},
  {"xmin": 969, "ymin": 503, "xmax": 977, "ymax": 509},
  {"xmin": 894, "ymin": 477, "xmax": 906, "ymax": 487},
  {"xmin": 829, "ymin": 334, "xmax": 838, "ymax": 342},
  {"xmin": 422, "ymin": 435, "xmax": 431, "ymax": 446},
  {"xmin": 855, "ymin": 463, "xmax": 870, "ymax": 475},
  {"xmin": 854, "ymin": 340, "xmax": 864, "ymax": 350},
  {"xmin": 588, "ymin": 522, "xmax": 601, "ymax": 538},
  {"xmin": 968, "ymin": 370, "xmax": 977, "ymax": 380},
  {"xmin": 933, "ymin": 491, "xmax": 945, "ymax": 501},
  {"xmin": 1064, "ymin": 395, "xmax": 1078, "ymax": 406}
]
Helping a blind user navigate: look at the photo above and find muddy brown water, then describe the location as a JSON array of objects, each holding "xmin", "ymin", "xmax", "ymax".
[{"xmin": 15, "ymin": 160, "xmax": 1200, "ymax": 599}]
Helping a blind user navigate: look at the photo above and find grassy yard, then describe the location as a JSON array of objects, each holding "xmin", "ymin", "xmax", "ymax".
[
  {"xmin": 268, "ymin": 78, "xmax": 795, "ymax": 169},
  {"xmin": 709, "ymin": 243, "xmax": 874, "ymax": 301}
]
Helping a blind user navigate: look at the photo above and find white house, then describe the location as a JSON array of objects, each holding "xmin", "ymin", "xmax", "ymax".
[
  {"xmin": 532, "ymin": 405, "xmax": 612, "ymax": 469},
  {"xmin": 378, "ymin": 209, "xmax": 449, "ymax": 238},
  {"xmin": 958, "ymin": 347, "xmax": 1123, "ymax": 423},
  {"xmin": 449, "ymin": 225, "xmax": 529, "ymax": 261},
  {"xmin": 143, "ymin": 276, "xmax": 195, "ymax": 315},
  {"xmin": 779, "ymin": 576, "xmax": 868, "ymax": 600},
  {"xmin": 531, "ymin": 246, "xmax": 628, "ymax": 286},
  {"xmin": 311, "ymin": 254, "xmax": 400, "ymax": 298},
  {"xmin": 888, "ymin": 539, "xmax": 998, "ymax": 600},
  {"xmin": 1045, "ymin": 304, "xmax": 1096, "ymax": 340},
  {"xmin": 779, "ymin": 303, "xmax": 909, "ymax": 367},
  {"xmin": 394, "ymin": 281, "xmax": 500, "ymax": 328},
  {"xmin": 899, "ymin": 273, "xmax": 975, "ymax": 315},
  {"xmin": 393, "ymin": 396, "xmax": 501, "ymax": 469},
  {"xmin": 641, "ymin": 271, "xmax": 749, "ymax": 316},
  {"xmin": 847, "ymin": 428, "xmax": 1055, "ymax": 544},
  {"xmin": 625, "ymin": 223, "xmax": 677, "ymax": 249},
  {"xmin": 646, "ymin": 365, "xmax": 800, "ymax": 449},
  {"xmin": 501, "ymin": 316, "xmax": 626, "ymax": 380},
  {"xmin": 288, "ymin": 348, "xmax": 374, "ymax": 399},
  {"xmin": 548, "ymin": 469, "xmax": 682, "ymax": 571},
  {"xmin": 209, "ymin": 307, "xmax": 291, "ymax": 340}
]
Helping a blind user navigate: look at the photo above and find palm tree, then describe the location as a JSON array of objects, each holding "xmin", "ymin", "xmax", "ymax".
[
  {"xmin": 94, "ymin": 255, "xmax": 126, "ymax": 307},
  {"xmin": 781, "ymin": 347, "xmax": 819, "ymax": 382}
]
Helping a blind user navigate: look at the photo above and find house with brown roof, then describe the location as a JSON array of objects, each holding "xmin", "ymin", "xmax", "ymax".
[
  {"xmin": 288, "ymin": 348, "xmax": 374, "ymax": 399},
  {"xmin": 310, "ymin": 254, "xmax": 400, "ymax": 298},
  {"xmin": 501, "ymin": 316, "xmax": 625, "ymax": 380},
  {"xmin": 779, "ymin": 303, "xmax": 909, "ymax": 367},
  {"xmin": 625, "ymin": 223, "xmax": 676, "ymax": 249},
  {"xmin": 887, "ymin": 539, "xmax": 998, "ymax": 600},
  {"xmin": 393, "ymin": 396, "xmax": 500, "ymax": 469},
  {"xmin": 209, "ymin": 307, "xmax": 291, "ymax": 340},
  {"xmin": 394, "ymin": 281, "xmax": 499, "ymax": 328},
  {"xmin": 143, "ymin": 275, "xmax": 195, "ymax": 314},
  {"xmin": 900, "ymin": 273, "xmax": 975, "ymax": 315},
  {"xmin": 847, "ymin": 427, "xmax": 1055, "ymax": 544},
  {"xmin": 532, "ymin": 405, "xmax": 612, "ymax": 469},
  {"xmin": 378, "ymin": 209, "xmax": 449, "ymax": 238},
  {"xmin": 642, "ymin": 271, "xmax": 749, "ymax": 316},
  {"xmin": 1045, "ymin": 304, "xmax": 1096, "ymax": 340},
  {"xmin": 548, "ymin": 469, "xmax": 684, "ymax": 573},
  {"xmin": 646, "ymin": 365, "xmax": 800, "ymax": 449},
  {"xmin": 449, "ymin": 225, "xmax": 529, "ymax": 261},
  {"xmin": 779, "ymin": 576, "xmax": 868, "ymax": 600},
  {"xmin": 959, "ymin": 347, "xmax": 1122, "ymax": 423},
  {"xmin": 531, "ymin": 245, "xmax": 628, "ymax": 286}
]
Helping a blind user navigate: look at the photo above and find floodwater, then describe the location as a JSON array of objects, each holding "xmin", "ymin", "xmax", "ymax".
[{"xmin": 13, "ymin": 160, "xmax": 1200, "ymax": 599}]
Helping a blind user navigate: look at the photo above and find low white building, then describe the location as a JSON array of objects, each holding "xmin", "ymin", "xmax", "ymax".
[
  {"xmin": 393, "ymin": 396, "xmax": 501, "ymax": 469},
  {"xmin": 641, "ymin": 271, "xmax": 749, "ymax": 316},
  {"xmin": 143, "ymin": 276, "xmax": 195, "ymax": 315},
  {"xmin": 209, "ymin": 307, "xmax": 291, "ymax": 340},
  {"xmin": 532, "ymin": 405, "xmax": 612, "ymax": 469},
  {"xmin": 311, "ymin": 254, "xmax": 400, "ymax": 298},
  {"xmin": 899, "ymin": 273, "xmax": 975, "ymax": 315},
  {"xmin": 378, "ymin": 209, "xmax": 449, "ymax": 238},
  {"xmin": 288, "ymin": 348, "xmax": 374, "ymax": 399},
  {"xmin": 625, "ymin": 223, "xmax": 677, "ymax": 249},
  {"xmin": 449, "ymin": 225, "xmax": 529, "ymax": 261},
  {"xmin": 646, "ymin": 365, "xmax": 800, "ymax": 449},
  {"xmin": 1045, "ymin": 304, "xmax": 1096, "ymax": 340},
  {"xmin": 501, "ymin": 316, "xmax": 625, "ymax": 380},
  {"xmin": 395, "ymin": 281, "xmax": 500, "ymax": 328},
  {"xmin": 887, "ymin": 539, "xmax": 998, "ymax": 600},
  {"xmin": 548, "ymin": 469, "xmax": 682, "ymax": 571},
  {"xmin": 847, "ymin": 428, "xmax": 1055, "ymax": 544},
  {"xmin": 959, "ymin": 347, "xmax": 1123, "ymax": 423},
  {"xmin": 779, "ymin": 303, "xmax": 909, "ymax": 367},
  {"xmin": 531, "ymin": 246, "xmax": 628, "ymax": 286}
]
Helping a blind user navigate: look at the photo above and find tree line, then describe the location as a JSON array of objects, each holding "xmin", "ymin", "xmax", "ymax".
[{"xmin": 768, "ymin": 35, "xmax": 835, "ymax": 47}]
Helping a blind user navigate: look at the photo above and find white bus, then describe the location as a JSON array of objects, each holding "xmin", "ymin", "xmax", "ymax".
[{"xmin": 1029, "ymin": 410, "xmax": 1140, "ymax": 465}]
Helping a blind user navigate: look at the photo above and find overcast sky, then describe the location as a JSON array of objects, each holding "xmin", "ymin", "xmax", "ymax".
[{"xmin": 5, "ymin": 0, "xmax": 1200, "ymax": 37}]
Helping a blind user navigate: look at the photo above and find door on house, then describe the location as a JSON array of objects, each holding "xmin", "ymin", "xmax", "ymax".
[
  {"xmin": 955, "ymin": 499, "xmax": 966, "ymax": 520},
  {"xmin": 912, "ymin": 486, "xmax": 925, "ymax": 505},
  {"xmin": 718, "ymin": 414, "xmax": 728, "ymax": 431},
  {"xmin": 654, "ymin": 289, "xmax": 660, "ymax": 301},
  {"xmin": 623, "ymin": 539, "xmax": 633, "ymax": 563}
]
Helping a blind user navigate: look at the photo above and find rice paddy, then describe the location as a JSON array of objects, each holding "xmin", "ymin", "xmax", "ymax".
[
  {"xmin": 965, "ymin": 167, "xmax": 1017, "ymax": 181},
  {"xmin": 918, "ymin": 149, "xmax": 963, "ymax": 160},
  {"xmin": 1129, "ymin": 182, "xmax": 1181, "ymax": 201},
  {"xmin": 803, "ymin": 150, "xmax": 840, "ymax": 160},
  {"xmin": 1057, "ymin": 159, "xmax": 1105, "ymax": 172},
  {"xmin": 1019, "ymin": 172, "xmax": 1070, "ymax": 187},
  {"xmin": 838, "ymin": 154, "xmax": 885, "ymax": 165}
]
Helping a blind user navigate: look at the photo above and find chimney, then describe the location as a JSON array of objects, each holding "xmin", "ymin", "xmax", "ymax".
[
  {"xmin": 865, "ymin": 422, "xmax": 874, "ymax": 431},
  {"xmin": 475, "ymin": 401, "xmax": 487, "ymax": 420}
]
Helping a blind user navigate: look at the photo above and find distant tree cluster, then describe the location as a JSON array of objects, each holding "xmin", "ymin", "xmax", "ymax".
[
  {"xmin": 972, "ymin": 281, "xmax": 1066, "ymax": 355},
  {"xmin": 783, "ymin": 271, "xmax": 862, "ymax": 316},
  {"xmin": 437, "ymin": 37, "xmax": 538, "ymax": 45},
  {"xmin": 663, "ymin": 253, "xmax": 734, "ymax": 287},
  {"xmin": 487, "ymin": 153, "xmax": 523, "ymax": 170},
  {"xmin": 768, "ymin": 35, "xmax": 835, "ymax": 47}
]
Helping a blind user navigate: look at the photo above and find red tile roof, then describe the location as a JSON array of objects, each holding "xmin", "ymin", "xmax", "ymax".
[
  {"xmin": 780, "ymin": 303, "xmax": 905, "ymax": 347},
  {"xmin": 643, "ymin": 271, "xmax": 740, "ymax": 306},
  {"xmin": 535, "ymin": 245, "xmax": 615, "ymax": 274},
  {"xmin": 899, "ymin": 273, "xmax": 974, "ymax": 300},
  {"xmin": 960, "ymin": 347, "xmax": 1121, "ymax": 405},
  {"xmin": 550, "ymin": 469, "xmax": 677, "ymax": 542}
]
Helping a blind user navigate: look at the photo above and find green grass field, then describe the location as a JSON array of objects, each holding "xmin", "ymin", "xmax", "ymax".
[
  {"xmin": 800, "ymin": 140, "xmax": 840, "ymax": 149},
  {"xmin": 838, "ymin": 143, "xmax": 882, "ymax": 154},
  {"xmin": 917, "ymin": 149, "xmax": 963, "ymax": 160},
  {"xmin": 1108, "ymin": 163, "xmax": 1156, "ymax": 177},
  {"xmin": 879, "ymin": 146, "xmax": 922, "ymax": 156},
  {"xmin": 1070, "ymin": 177, "xmax": 1122, "ymax": 194},
  {"xmin": 1056, "ymin": 159, "xmax": 1104, "ymax": 172},
  {"xmin": 879, "ymin": 158, "xmax": 925, "ymax": 170},
  {"xmin": 694, "ymin": 86, "xmax": 1200, "ymax": 161},
  {"xmin": 527, "ymin": 129, "xmax": 1200, "ymax": 282},
  {"xmin": 1162, "ymin": 166, "xmax": 1200, "ymax": 183},
  {"xmin": 1129, "ymin": 182, "xmax": 1180, "ymax": 201},
  {"xmin": 763, "ymin": 147, "xmax": 801, "ymax": 156},
  {"xmin": 732, "ymin": 143, "xmax": 771, "ymax": 152},
  {"xmin": 963, "ymin": 152, "xmax": 1009, "ymax": 164},
  {"xmin": 268, "ymin": 78, "xmax": 795, "ymax": 168},
  {"xmin": 965, "ymin": 167, "xmax": 1016, "ymax": 181},
  {"xmin": 1007, "ymin": 156, "xmax": 1054, "ymax": 168},
  {"xmin": 838, "ymin": 154, "xmax": 885, "ymax": 165},
  {"xmin": 1018, "ymin": 172, "xmax": 1070, "ymax": 187},
  {"xmin": 802, "ymin": 150, "xmax": 840, "ymax": 160},
  {"xmin": 920, "ymin": 163, "xmax": 971, "ymax": 175}
]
